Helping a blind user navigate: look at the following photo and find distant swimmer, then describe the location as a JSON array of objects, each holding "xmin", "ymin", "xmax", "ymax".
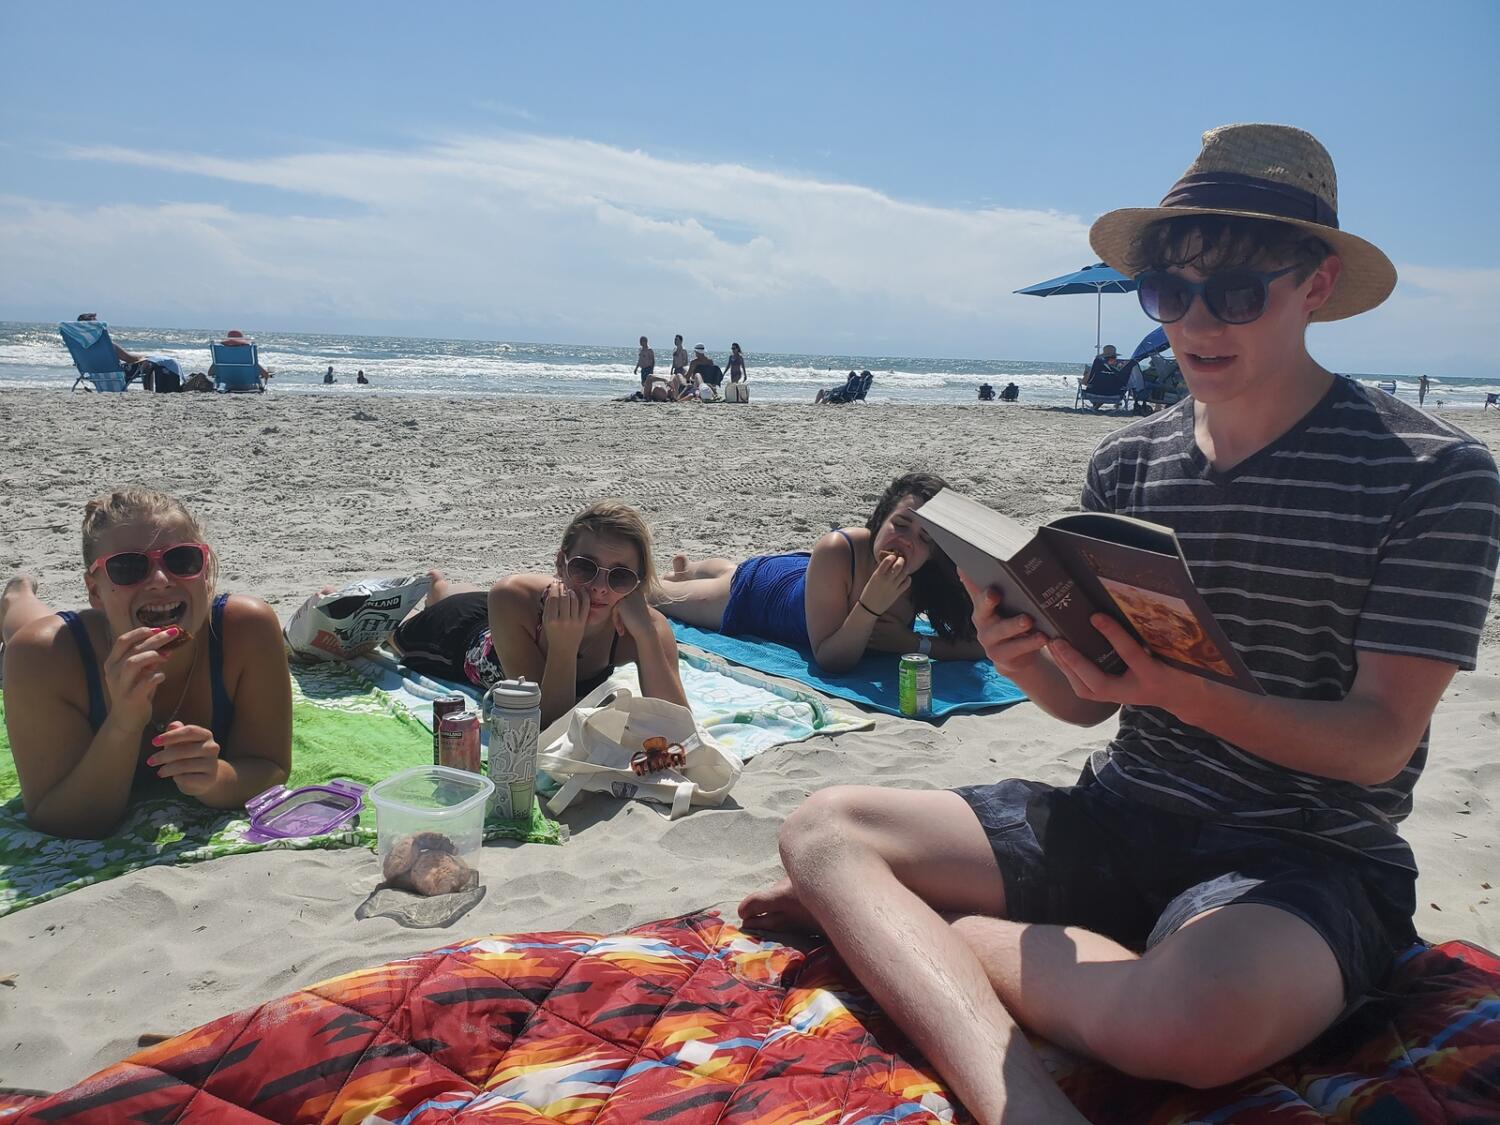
[
  {"xmin": 324, "ymin": 365, "xmax": 336, "ymax": 385},
  {"xmin": 356, "ymin": 370, "xmax": 370, "ymax": 385}
]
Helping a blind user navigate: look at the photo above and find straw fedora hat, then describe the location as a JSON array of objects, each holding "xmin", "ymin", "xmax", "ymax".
[{"xmin": 1089, "ymin": 123, "xmax": 1396, "ymax": 322}]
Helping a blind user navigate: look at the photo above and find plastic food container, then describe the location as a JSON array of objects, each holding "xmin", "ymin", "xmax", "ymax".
[{"xmin": 368, "ymin": 766, "xmax": 494, "ymax": 883}]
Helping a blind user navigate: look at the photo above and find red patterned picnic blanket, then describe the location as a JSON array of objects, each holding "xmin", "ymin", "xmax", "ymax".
[{"xmin": 4, "ymin": 913, "xmax": 1497, "ymax": 1122}]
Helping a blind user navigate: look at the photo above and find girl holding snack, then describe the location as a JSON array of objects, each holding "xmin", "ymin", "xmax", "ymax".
[
  {"xmin": 391, "ymin": 501, "xmax": 687, "ymax": 727},
  {"xmin": 1, "ymin": 489, "xmax": 291, "ymax": 839},
  {"xmin": 659, "ymin": 472, "xmax": 981, "ymax": 672}
]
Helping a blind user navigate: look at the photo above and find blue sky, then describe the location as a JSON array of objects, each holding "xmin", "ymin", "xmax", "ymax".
[{"xmin": 2, "ymin": 1, "xmax": 1496, "ymax": 374}]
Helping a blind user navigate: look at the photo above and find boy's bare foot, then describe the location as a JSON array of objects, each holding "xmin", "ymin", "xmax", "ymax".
[{"xmin": 738, "ymin": 878, "xmax": 819, "ymax": 933}]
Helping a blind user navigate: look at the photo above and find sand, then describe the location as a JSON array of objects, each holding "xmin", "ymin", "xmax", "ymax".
[{"xmin": 0, "ymin": 388, "xmax": 1496, "ymax": 1092}]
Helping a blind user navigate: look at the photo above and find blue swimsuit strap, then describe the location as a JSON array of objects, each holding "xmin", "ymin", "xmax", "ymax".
[
  {"xmin": 834, "ymin": 528, "xmax": 858, "ymax": 583},
  {"xmin": 209, "ymin": 593, "xmax": 232, "ymax": 744},
  {"xmin": 57, "ymin": 595, "xmax": 233, "ymax": 739},
  {"xmin": 57, "ymin": 611, "xmax": 107, "ymax": 731}
]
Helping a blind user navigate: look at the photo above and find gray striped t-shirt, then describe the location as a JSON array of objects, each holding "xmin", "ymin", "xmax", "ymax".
[{"xmin": 1083, "ymin": 377, "xmax": 1500, "ymax": 870}]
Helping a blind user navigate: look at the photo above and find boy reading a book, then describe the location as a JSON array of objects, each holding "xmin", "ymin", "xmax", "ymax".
[{"xmin": 738, "ymin": 124, "xmax": 1500, "ymax": 1122}]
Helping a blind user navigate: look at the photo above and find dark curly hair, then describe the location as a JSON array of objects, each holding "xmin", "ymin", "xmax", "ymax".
[
  {"xmin": 865, "ymin": 472, "xmax": 974, "ymax": 641},
  {"xmin": 1129, "ymin": 214, "xmax": 1330, "ymax": 283}
]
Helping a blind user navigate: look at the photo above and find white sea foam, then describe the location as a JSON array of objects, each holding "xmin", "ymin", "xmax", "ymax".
[{"xmin": 4, "ymin": 322, "xmax": 1492, "ymax": 407}]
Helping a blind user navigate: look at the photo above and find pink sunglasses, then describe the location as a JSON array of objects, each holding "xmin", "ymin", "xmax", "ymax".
[{"xmin": 89, "ymin": 542, "xmax": 211, "ymax": 587}]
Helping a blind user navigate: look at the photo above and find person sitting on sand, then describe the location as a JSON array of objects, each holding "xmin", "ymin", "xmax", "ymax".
[
  {"xmin": 688, "ymin": 344, "xmax": 724, "ymax": 398},
  {"xmin": 1, "ymin": 488, "xmax": 291, "ymax": 840},
  {"xmin": 670, "ymin": 351, "xmax": 703, "ymax": 401},
  {"xmin": 388, "ymin": 501, "xmax": 687, "ymax": 727},
  {"xmin": 736, "ymin": 124, "xmax": 1500, "ymax": 1123},
  {"xmin": 658, "ymin": 472, "xmax": 981, "ymax": 672},
  {"xmin": 814, "ymin": 370, "xmax": 862, "ymax": 404}
]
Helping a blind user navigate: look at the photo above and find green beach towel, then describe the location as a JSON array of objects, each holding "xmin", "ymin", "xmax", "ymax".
[{"xmin": 0, "ymin": 663, "xmax": 561, "ymax": 917}]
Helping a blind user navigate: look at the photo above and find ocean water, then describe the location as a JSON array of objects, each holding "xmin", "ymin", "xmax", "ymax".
[{"xmin": 3, "ymin": 321, "xmax": 1494, "ymax": 409}]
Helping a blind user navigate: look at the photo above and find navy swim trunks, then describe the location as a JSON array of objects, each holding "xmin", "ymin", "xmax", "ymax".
[{"xmin": 953, "ymin": 768, "xmax": 1418, "ymax": 1013}]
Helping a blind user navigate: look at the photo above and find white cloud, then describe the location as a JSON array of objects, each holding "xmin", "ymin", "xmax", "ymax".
[{"xmin": 0, "ymin": 134, "xmax": 1489, "ymax": 374}]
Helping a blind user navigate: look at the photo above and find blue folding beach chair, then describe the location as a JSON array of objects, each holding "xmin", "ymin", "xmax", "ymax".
[
  {"xmin": 210, "ymin": 341, "xmax": 265, "ymax": 393},
  {"xmin": 1074, "ymin": 362, "xmax": 1135, "ymax": 412},
  {"xmin": 59, "ymin": 321, "xmax": 129, "ymax": 393},
  {"xmin": 825, "ymin": 370, "xmax": 874, "ymax": 404}
]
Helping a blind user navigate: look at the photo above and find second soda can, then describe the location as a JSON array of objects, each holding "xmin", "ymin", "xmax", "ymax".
[
  {"xmin": 898, "ymin": 653, "xmax": 932, "ymax": 717},
  {"xmin": 432, "ymin": 694, "xmax": 468, "ymax": 765},
  {"xmin": 437, "ymin": 710, "xmax": 483, "ymax": 774}
]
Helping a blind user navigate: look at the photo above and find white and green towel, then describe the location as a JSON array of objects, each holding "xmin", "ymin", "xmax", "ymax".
[{"xmin": 350, "ymin": 645, "xmax": 874, "ymax": 763}]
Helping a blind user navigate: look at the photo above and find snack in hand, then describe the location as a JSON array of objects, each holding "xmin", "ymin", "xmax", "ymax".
[{"xmin": 159, "ymin": 627, "xmax": 193, "ymax": 652}]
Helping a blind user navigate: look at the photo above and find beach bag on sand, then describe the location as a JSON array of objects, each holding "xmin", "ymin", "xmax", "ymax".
[
  {"xmin": 284, "ymin": 574, "xmax": 432, "ymax": 662},
  {"xmin": 725, "ymin": 382, "xmax": 749, "ymax": 403},
  {"xmin": 539, "ymin": 686, "xmax": 739, "ymax": 818}
]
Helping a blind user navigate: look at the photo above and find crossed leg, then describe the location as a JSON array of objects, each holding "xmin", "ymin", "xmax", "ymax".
[
  {"xmin": 742, "ymin": 785, "xmax": 1346, "ymax": 1123},
  {"xmin": 664, "ymin": 555, "xmax": 737, "ymax": 583},
  {"xmin": 741, "ymin": 786, "xmax": 1085, "ymax": 1124},
  {"xmin": 654, "ymin": 558, "xmax": 737, "ymax": 630},
  {"xmin": 387, "ymin": 569, "xmax": 484, "ymax": 656},
  {"xmin": 1, "ymin": 576, "xmax": 49, "ymax": 647},
  {"xmin": 424, "ymin": 568, "xmax": 483, "ymax": 605}
]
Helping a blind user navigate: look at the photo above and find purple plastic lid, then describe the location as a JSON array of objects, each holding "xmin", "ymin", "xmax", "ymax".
[{"xmin": 243, "ymin": 779, "xmax": 366, "ymax": 843}]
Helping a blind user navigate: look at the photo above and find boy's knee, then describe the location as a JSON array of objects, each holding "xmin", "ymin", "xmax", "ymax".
[{"xmin": 778, "ymin": 787, "xmax": 868, "ymax": 871}]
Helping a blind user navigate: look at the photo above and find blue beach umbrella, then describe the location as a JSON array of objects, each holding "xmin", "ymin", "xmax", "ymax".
[
  {"xmin": 1015, "ymin": 262, "xmax": 1138, "ymax": 354},
  {"xmin": 1132, "ymin": 325, "xmax": 1170, "ymax": 361}
]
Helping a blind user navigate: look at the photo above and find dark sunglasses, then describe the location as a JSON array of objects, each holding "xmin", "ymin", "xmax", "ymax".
[
  {"xmin": 88, "ymin": 543, "xmax": 210, "ymax": 587},
  {"xmin": 564, "ymin": 555, "xmax": 640, "ymax": 595},
  {"xmin": 1136, "ymin": 264, "xmax": 1299, "ymax": 325}
]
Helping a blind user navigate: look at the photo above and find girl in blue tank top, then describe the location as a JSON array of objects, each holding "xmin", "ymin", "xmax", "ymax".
[
  {"xmin": 657, "ymin": 473, "xmax": 984, "ymax": 673},
  {"xmin": 0, "ymin": 489, "xmax": 291, "ymax": 839}
]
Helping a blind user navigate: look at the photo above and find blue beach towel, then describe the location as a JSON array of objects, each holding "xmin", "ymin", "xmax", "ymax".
[{"xmin": 670, "ymin": 622, "xmax": 1028, "ymax": 719}]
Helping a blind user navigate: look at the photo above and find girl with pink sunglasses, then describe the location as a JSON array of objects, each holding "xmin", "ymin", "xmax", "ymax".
[{"xmin": 1, "ymin": 488, "xmax": 290, "ymax": 838}]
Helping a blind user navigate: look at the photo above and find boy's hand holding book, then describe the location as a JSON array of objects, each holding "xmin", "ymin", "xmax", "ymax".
[
  {"xmin": 916, "ymin": 489, "xmax": 1263, "ymax": 695},
  {"xmin": 1049, "ymin": 612, "xmax": 1212, "ymax": 719},
  {"xmin": 959, "ymin": 575, "xmax": 1048, "ymax": 678}
]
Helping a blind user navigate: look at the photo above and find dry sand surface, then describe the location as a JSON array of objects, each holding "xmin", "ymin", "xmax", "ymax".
[{"xmin": 1, "ymin": 388, "xmax": 1496, "ymax": 1092}]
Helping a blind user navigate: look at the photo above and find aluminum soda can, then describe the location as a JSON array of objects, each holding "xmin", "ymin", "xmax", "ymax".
[
  {"xmin": 899, "ymin": 653, "xmax": 932, "ymax": 717},
  {"xmin": 486, "ymin": 678, "xmax": 542, "ymax": 820},
  {"xmin": 437, "ymin": 710, "xmax": 482, "ymax": 774},
  {"xmin": 432, "ymin": 694, "xmax": 468, "ymax": 765}
]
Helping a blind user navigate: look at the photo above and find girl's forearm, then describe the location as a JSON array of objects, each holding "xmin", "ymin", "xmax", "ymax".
[{"xmin": 28, "ymin": 714, "xmax": 142, "ymax": 838}]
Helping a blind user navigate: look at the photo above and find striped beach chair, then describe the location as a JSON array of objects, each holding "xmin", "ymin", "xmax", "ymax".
[{"xmin": 59, "ymin": 321, "xmax": 129, "ymax": 392}]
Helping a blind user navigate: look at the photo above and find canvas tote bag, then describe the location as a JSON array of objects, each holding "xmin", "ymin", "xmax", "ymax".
[{"xmin": 538, "ymin": 686, "xmax": 740, "ymax": 819}]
